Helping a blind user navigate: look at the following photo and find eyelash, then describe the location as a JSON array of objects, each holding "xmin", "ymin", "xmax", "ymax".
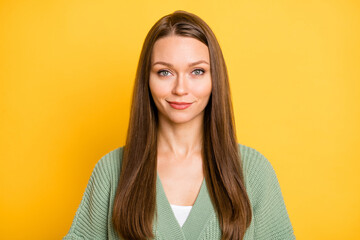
[{"xmin": 157, "ymin": 69, "xmax": 205, "ymax": 77}]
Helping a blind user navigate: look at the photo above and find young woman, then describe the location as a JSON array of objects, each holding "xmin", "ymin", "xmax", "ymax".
[{"xmin": 64, "ymin": 10, "xmax": 295, "ymax": 240}]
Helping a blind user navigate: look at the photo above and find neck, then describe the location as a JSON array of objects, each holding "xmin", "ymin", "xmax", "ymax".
[{"xmin": 156, "ymin": 113, "xmax": 204, "ymax": 160}]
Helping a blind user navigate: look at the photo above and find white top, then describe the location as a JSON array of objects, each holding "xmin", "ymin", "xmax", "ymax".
[{"xmin": 170, "ymin": 204, "xmax": 193, "ymax": 227}]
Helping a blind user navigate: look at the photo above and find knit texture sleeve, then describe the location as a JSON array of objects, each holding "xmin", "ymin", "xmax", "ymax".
[
  {"xmin": 63, "ymin": 155, "xmax": 112, "ymax": 240},
  {"xmin": 241, "ymin": 145, "xmax": 295, "ymax": 240}
]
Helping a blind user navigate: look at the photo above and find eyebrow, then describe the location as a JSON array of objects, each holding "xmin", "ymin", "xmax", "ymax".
[{"xmin": 152, "ymin": 60, "xmax": 209, "ymax": 67}]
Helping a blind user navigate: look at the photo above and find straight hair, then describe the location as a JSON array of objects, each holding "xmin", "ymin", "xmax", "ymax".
[{"xmin": 112, "ymin": 10, "xmax": 252, "ymax": 240}]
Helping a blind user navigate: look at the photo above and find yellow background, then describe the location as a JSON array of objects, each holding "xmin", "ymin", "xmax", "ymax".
[{"xmin": 1, "ymin": 0, "xmax": 359, "ymax": 239}]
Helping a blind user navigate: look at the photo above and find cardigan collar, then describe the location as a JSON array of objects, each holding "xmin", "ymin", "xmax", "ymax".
[{"xmin": 154, "ymin": 172, "xmax": 216, "ymax": 239}]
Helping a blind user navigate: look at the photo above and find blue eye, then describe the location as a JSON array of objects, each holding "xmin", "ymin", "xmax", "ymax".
[
  {"xmin": 158, "ymin": 70, "xmax": 171, "ymax": 77},
  {"xmin": 157, "ymin": 69, "xmax": 205, "ymax": 77},
  {"xmin": 193, "ymin": 69, "xmax": 205, "ymax": 75}
]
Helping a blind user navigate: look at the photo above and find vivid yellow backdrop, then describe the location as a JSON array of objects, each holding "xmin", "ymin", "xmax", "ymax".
[{"xmin": 1, "ymin": 0, "xmax": 359, "ymax": 239}]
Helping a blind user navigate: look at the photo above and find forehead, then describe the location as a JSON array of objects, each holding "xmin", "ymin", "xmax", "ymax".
[{"xmin": 151, "ymin": 36, "xmax": 210, "ymax": 64}]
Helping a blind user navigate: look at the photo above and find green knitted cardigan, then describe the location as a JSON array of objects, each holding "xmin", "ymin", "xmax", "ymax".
[{"xmin": 64, "ymin": 144, "xmax": 295, "ymax": 239}]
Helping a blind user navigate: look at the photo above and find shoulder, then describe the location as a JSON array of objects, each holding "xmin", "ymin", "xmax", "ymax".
[
  {"xmin": 237, "ymin": 143, "xmax": 279, "ymax": 205},
  {"xmin": 237, "ymin": 143, "xmax": 295, "ymax": 239},
  {"xmin": 63, "ymin": 146, "xmax": 125, "ymax": 239},
  {"xmin": 92, "ymin": 146, "xmax": 124, "ymax": 181},
  {"xmin": 237, "ymin": 143, "xmax": 274, "ymax": 179}
]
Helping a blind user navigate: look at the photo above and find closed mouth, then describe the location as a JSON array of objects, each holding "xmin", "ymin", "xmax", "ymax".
[{"xmin": 167, "ymin": 101, "xmax": 193, "ymax": 104}]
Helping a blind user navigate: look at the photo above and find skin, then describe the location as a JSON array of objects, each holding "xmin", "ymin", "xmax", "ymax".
[{"xmin": 149, "ymin": 35, "xmax": 212, "ymax": 206}]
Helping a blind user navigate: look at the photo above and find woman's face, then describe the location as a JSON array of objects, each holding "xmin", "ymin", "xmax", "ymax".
[{"xmin": 149, "ymin": 35, "xmax": 212, "ymax": 125}]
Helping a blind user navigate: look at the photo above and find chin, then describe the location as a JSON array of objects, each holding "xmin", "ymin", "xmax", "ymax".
[
  {"xmin": 166, "ymin": 112, "xmax": 203, "ymax": 125},
  {"xmin": 166, "ymin": 116, "xmax": 191, "ymax": 124}
]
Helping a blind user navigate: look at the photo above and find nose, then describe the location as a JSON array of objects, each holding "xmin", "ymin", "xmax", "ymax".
[{"xmin": 172, "ymin": 73, "xmax": 188, "ymax": 96}]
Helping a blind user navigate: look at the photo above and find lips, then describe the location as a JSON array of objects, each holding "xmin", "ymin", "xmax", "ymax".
[{"xmin": 167, "ymin": 101, "xmax": 193, "ymax": 110}]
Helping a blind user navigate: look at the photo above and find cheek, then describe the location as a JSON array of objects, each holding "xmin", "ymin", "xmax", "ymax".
[
  {"xmin": 191, "ymin": 79, "xmax": 212, "ymax": 98},
  {"xmin": 149, "ymin": 79, "xmax": 168, "ymax": 99}
]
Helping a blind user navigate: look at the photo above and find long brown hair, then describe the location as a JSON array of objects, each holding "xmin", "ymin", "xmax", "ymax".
[{"xmin": 112, "ymin": 10, "xmax": 252, "ymax": 240}]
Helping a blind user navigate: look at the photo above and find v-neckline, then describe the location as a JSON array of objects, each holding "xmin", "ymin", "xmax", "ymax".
[{"xmin": 155, "ymin": 172, "xmax": 216, "ymax": 240}]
